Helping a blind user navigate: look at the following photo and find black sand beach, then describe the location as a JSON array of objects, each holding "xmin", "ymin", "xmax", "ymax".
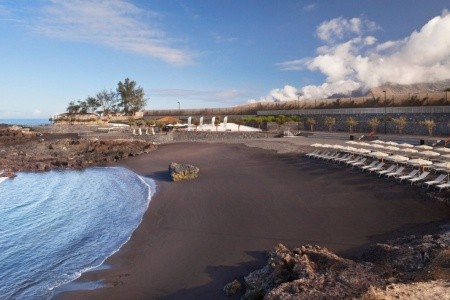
[{"xmin": 58, "ymin": 141, "xmax": 450, "ymax": 299}]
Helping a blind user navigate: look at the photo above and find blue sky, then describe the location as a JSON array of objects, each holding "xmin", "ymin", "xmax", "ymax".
[{"xmin": 0, "ymin": 0, "xmax": 449, "ymax": 118}]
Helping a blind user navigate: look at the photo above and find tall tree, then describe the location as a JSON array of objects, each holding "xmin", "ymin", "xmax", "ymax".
[
  {"xmin": 86, "ymin": 96, "xmax": 100, "ymax": 113},
  {"xmin": 96, "ymin": 89, "xmax": 118, "ymax": 115},
  {"xmin": 117, "ymin": 78, "xmax": 146, "ymax": 115}
]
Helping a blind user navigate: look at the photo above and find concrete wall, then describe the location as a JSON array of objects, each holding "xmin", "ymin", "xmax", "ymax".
[{"xmin": 266, "ymin": 113, "xmax": 449, "ymax": 136}]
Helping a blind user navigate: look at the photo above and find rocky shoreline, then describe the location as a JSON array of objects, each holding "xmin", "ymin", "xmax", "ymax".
[{"xmin": 0, "ymin": 125, "xmax": 157, "ymax": 173}]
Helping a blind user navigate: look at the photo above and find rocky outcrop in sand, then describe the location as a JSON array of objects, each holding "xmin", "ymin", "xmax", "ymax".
[
  {"xmin": 240, "ymin": 230, "xmax": 449, "ymax": 300},
  {"xmin": 242, "ymin": 244, "xmax": 382, "ymax": 300},
  {"xmin": 169, "ymin": 162, "xmax": 199, "ymax": 181}
]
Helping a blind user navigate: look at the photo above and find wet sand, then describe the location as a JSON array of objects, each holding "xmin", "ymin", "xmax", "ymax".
[{"xmin": 58, "ymin": 141, "xmax": 450, "ymax": 299}]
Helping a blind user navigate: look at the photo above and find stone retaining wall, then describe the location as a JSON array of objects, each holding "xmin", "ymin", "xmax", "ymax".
[{"xmin": 267, "ymin": 113, "xmax": 450, "ymax": 136}]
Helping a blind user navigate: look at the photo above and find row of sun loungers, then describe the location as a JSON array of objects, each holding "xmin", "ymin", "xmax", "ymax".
[{"xmin": 306, "ymin": 150, "xmax": 450, "ymax": 191}]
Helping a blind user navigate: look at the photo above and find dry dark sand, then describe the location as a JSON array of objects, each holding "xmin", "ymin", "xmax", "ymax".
[{"xmin": 58, "ymin": 142, "xmax": 450, "ymax": 299}]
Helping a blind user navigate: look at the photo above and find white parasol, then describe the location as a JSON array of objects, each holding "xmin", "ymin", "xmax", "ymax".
[
  {"xmin": 434, "ymin": 147, "xmax": 450, "ymax": 153},
  {"xmin": 357, "ymin": 148, "xmax": 372, "ymax": 154},
  {"xmin": 384, "ymin": 146, "xmax": 400, "ymax": 152},
  {"xmin": 432, "ymin": 161, "xmax": 450, "ymax": 171},
  {"xmin": 400, "ymin": 148, "xmax": 419, "ymax": 154},
  {"xmin": 370, "ymin": 151, "xmax": 389, "ymax": 159},
  {"xmin": 408, "ymin": 158, "xmax": 433, "ymax": 167},
  {"xmin": 370, "ymin": 144, "xmax": 385, "ymax": 149},
  {"xmin": 418, "ymin": 150, "xmax": 440, "ymax": 158},
  {"xmin": 441, "ymin": 154, "xmax": 450, "ymax": 160},
  {"xmin": 399, "ymin": 143, "xmax": 415, "ymax": 148},
  {"xmin": 386, "ymin": 155, "xmax": 410, "ymax": 163},
  {"xmin": 415, "ymin": 144, "xmax": 433, "ymax": 150},
  {"xmin": 310, "ymin": 143, "xmax": 323, "ymax": 147}
]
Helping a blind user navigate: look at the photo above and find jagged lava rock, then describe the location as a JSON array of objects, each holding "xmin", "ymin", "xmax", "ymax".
[
  {"xmin": 223, "ymin": 279, "xmax": 242, "ymax": 297},
  {"xmin": 169, "ymin": 162, "xmax": 199, "ymax": 181}
]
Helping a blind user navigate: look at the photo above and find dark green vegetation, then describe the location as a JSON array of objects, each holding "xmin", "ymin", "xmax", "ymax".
[{"xmin": 66, "ymin": 78, "xmax": 146, "ymax": 116}]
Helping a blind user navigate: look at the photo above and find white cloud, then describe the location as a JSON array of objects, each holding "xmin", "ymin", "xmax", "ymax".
[
  {"xmin": 258, "ymin": 12, "xmax": 450, "ymax": 103},
  {"xmin": 249, "ymin": 85, "xmax": 299, "ymax": 102},
  {"xmin": 316, "ymin": 16, "xmax": 379, "ymax": 42},
  {"xmin": 303, "ymin": 4, "xmax": 317, "ymax": 12},
  {"xmin": 35, "ymin": 0, "xmax": 193, "ymax": 65},
  {"xmin": 33, "ymin": 109, "xmax": 42, "ymax": 115}
]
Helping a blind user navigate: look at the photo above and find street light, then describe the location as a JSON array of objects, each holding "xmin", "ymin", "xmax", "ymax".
[
  {"xmin": 177, "ymin": 101, "xmax": 180, "ymax": 113},
  {"xmin": 296, "ymin": 92, "xmax": 303, "ymax": 130},
  {"xmin": 383, "ymin": 90, "xmax": 387, "ymax": 134}
]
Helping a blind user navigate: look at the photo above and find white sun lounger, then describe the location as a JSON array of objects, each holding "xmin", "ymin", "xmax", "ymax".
[
  {"xmin": 407, "ymin": 171, "xmax": 430, "ymax": 185},
  {"xmin": 436, "ymin": 182, "xmax": 450, "ymax": 191},
  {"xmin": 350, "ymin": 157, "xmax": 367, "ymax": 168},
  {"xmin": 345, "ymin": 156, "xmax": 363, "ymax": 165},
  {"xmin": 359, "ymin": 160, "xmax": 377, "ymax": 171},
  {"xmin": 398, "ymin": 169, "xmax": 419, "ymax": 183},
  {"xmin": 306, "ymin": 150, "xmax": 320, "ymax": 157},
  {"xmin": 321, "ymin": 152, "xmax": 339, "ymax": 160},
  {"xmin": 376, "ymin": 165, "xmax": 395, "ymax": 177},
  {"xmin": 385, "ymin": 167, "xmax": 405, "ymax": 178},
  {"xmin": 368, "ymin": 162, "xmax": 385, "ymax": 173},
  {"xmin": 325, "ymin": 153, "xmax": 344, "ymax": 161},
  {"xmin": 334, "ymin": 154, "xmax": 352, "ymax": 162},
  {"xmin": 422, "ymin": 174, "xmax": 447, "ymax": 189}
]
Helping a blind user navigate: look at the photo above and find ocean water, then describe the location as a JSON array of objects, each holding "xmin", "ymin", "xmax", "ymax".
[
  {"xmin": 0, "ymin": 119, "xmax": 50, "ymax": 126},
  {"xmin": 0, "ymin": 167, "xmax": 154, "ymax": 299}
]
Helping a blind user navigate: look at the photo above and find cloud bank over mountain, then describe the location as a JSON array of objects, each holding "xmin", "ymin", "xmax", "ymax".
[{"xmin": 254, "ymin": 10, "xmax": 450, "ymax": 102}]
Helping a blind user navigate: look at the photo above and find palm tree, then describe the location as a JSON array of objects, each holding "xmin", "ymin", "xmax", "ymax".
[
  {"xmin": 367, "ymin": 117, "xmax": 380, "ymax": 132},
  {"xmin": 233, "ymin": 118, "xmax": 244, "ymax": 131},
  {"xmin": 392, "ymin": 116, "xmax": 407, "ymax": 134},
  {"xmin": 421, "ymin": 119, "xmax": 436, "ymax": 136},
  {"xmin": 214, "ymin": 116, "xmax": 221, "ymax": 131},
  {"xmin": 345, "ymin": 117, "xmax": 358, "ymax": 133},
  {"xmin": 324, "ymin": 116, "xmax": 336, "ymax": 132},
  {"xmin": 191, "ymin": 118, "xmax": 200, "ymax": 131},
  {"xmin": 306, "ymin": 117, "xmax": 316, "ymax": 131}
]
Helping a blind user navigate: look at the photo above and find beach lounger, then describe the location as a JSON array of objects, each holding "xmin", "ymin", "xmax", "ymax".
[
  {"xmin": 397, "ymin": 169, "xmax": 419, "ymax": 183},
  {"xmin": 305, "ymin": 150, "xmax": 320, "ymax": 157},
  {"xmin": 334, "ymin": 154, "xmax": 352, "ymax": 162},
  {"xmin": 309, "ymin": 150, "xmax": 325, "ymax": 158},
  {"xmin": 350, "ymin": 157, "xmax": 367, "ymax": 168},
  {"xmin": 358, "ymin": 160, "xmax": 377, "ymax": 171},
  {"xmin": 422, "ymin": 174, "xmax": 447, "ymax": 189},
  {"xmin": 325, "ymin": 153, "xmax": 343, "ymax": 161},
  {"xmin": 407, "ymin": 171, "xmax": 430, "ymax": 185},
  {"xmin": 385, "ymin": 167, "xmax": 405, "ymax": 179},
  {"xmin": 376, "ymin": 165, "xmax": 395, "ymax": 177},
  {"xmin": 314, "ymin": 151, "xmax": 331, "ymax": 159},
  {"xmin": 345, "ymin": 156, "xmax": 363, "ymax": 166},
  {"xmin": 321, "ymin": 152, "xmax": 338, "ymax": 160},
  {"xmin": 368, "ymin": 162, "xmax": 385, "ymax": 173},
  {"xmin": 435, "ymin": 182, "xmax": 450, "ymax": 191}
]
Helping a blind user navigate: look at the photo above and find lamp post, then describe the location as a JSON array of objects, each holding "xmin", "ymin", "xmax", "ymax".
[
  {"xmin": 296, "ymin": 92, "xmax": 303, "ymax": 130},
  {"xmin": 177, "ymin": 101, "xmax": 180, "ymax": 114},
  {"xmin": 383, "ymin": 90, "xmax": 387, "ymax": 135}
]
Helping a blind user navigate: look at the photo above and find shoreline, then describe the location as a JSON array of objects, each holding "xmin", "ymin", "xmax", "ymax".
[{"xmin": 56, "ymin": 139, "xmax": 450, "ymax": 299}]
